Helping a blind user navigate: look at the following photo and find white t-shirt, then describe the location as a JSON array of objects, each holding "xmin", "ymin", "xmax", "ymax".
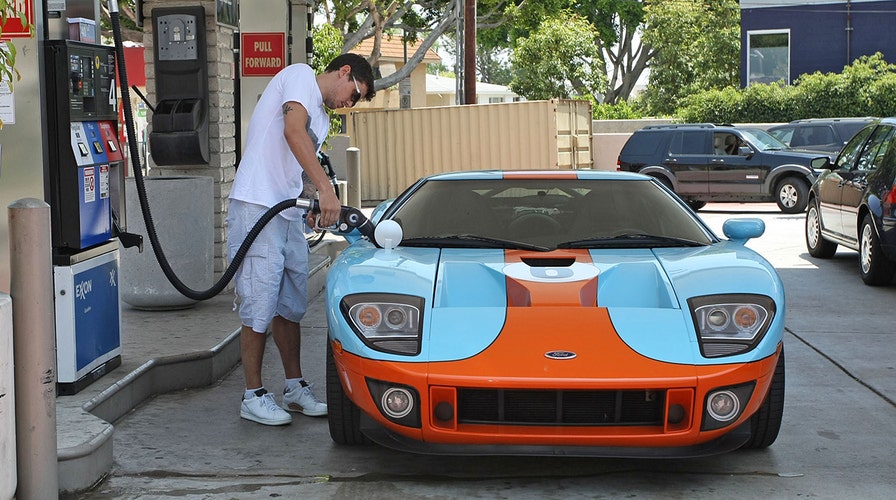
[{"xmin": 230, "ymin": 64, "xmax": 330, "ymax": 220}]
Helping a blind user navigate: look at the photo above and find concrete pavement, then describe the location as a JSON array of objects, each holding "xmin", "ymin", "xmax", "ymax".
[
  {"xmin": 58, "ymin": 203, "xmax": 896, "ymax": 498},
  {"xmin": 54, "ymin": 236, "xmax": 347, "ymax": 494}
]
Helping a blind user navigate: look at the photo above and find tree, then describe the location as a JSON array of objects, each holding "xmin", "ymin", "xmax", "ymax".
[
  {"xmin": 437, "ymin": 34, "xmax": 511, "ymax": 85},
  {"xmin": 311, "ymin": 23, "xmax": 349, "ymax": 138},
  {"xmin": 509, "ymin": 15, "xmax": 607, "ymax": 100},
  {"xmin": 318, "ymin": 1, "xmax": 512, "ymax": 91},
  {"xmin": 311, "ymin": 23, "xmax": 345, "ymax": 73},
  {"xmin": 639, "ymin": 0, "xmax": 740, "ymax": 116},
  {"xmin": 100, "ymin": 0, "xmax": 143, "ymax": 43},
  {"xmin": 476, "ymin": 45, "xmax": 512, "ymax": 86},
  {"xmin": 597, "ymin": 0, "xmax": 654, "ymax": 104},
  {"xmin": 477, "ymin": 0, "xmax": 654, "ymax": 104}
]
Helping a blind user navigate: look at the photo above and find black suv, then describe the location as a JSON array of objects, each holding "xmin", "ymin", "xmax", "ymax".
[
  {"xmin": 617, "ymin": 123, "xmax": 827, "ymax": 213},
  {"xmin": 767, "ymin": 117, "xmax": 876, "ymax": 156},
  {"xmin": 805, "ymin": 117, "xmax": 896, "ymax": 285}
]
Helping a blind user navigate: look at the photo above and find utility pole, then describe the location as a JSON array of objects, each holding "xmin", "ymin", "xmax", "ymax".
[
  {"xmin": 463, "ymin": 0, "xmax": 477, "ymax": 104},
  {"xmin": 455, "ymin": 0, "xmax": 464, "ymax": 104}
]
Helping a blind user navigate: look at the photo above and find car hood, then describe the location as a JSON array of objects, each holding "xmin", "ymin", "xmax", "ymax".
[{"xmin": 326, "ymin": 241, "xmax": 784, "ymax": 366}]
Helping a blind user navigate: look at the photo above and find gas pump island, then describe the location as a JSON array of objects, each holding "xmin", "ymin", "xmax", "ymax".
[
  {"xmin": 44, "ymin": 38, "xmax": 131, "ymax": 395},
  {"xmin": 42, "ymin": 5, "xmax": 210, "ymax": 394}
]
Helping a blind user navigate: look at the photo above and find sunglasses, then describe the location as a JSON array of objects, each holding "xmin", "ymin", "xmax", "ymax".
[{"xmin": 351, "ymin": 75, "xmax": 361, "ymax": 105}]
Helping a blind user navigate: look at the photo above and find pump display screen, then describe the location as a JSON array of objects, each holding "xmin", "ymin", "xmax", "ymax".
[
  {"xmin": 64, "ymin": 44, "xmax": 117, "ymax": 120},
  {"xmin": 69, "ymin": 55, "xmax": 94, "ymax": 97}
]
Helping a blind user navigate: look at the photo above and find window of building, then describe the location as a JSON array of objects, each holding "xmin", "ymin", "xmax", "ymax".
[
  {"xmin": 488, "ymin": 97, "xmax": 505, "ymax": 104},
  {"xmin": 747, "ymin": 30, "xmax": 790, "ymax": 86}
]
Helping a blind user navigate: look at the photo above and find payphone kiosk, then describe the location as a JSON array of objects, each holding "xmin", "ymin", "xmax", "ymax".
[
  {"xmin": 44, "ymin": 40, "xmax": 125, "ymax": 394},
  {"xmin": 149, "ymin": 6, "xmax": 210, "ymax": 165}
]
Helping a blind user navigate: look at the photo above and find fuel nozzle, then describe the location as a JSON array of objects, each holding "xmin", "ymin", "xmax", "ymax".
[{"xmin": 297, "ymin": 198, "xmax": 375, "ymax": 240}]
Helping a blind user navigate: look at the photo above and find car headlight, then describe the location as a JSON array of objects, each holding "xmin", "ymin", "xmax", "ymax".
[
  {"xmin": 340, "ymin": 293, "xmax": 424, "ymax": 355},
  {"xmin": 688, "ymin": 294, "xmax": 775, "ymax": 358}
]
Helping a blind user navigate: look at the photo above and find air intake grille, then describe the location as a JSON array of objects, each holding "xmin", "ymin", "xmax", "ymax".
[{"xmin": 457, "ymin": 389, "xmax": 665, "ymax": 426}]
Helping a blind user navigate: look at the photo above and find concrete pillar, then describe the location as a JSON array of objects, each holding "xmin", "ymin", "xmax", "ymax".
[
  {"xmin": 0, "ymin": 293, "xmax": 15, "ymax": 500},
  {"xmin": 9, "ymin": 199, "xmax": 58, "ymax": 499}
]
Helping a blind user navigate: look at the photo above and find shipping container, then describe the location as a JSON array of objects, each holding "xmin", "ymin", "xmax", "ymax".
[{"xmin": 349, "ymin": 100, "xmax": 593, "ymax": 202}]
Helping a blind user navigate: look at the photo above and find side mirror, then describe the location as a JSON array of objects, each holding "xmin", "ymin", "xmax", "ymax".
[
  {"xmin": 723, "ymin": 218, "xmax": 765, "ymax": 244},
  {"xmin": 811, "ymin": 156, "xmax": 833, "ymax": 170},
  {"xmin": 737, "ymin": 146, "xmax": 754, "ymax": 157}
]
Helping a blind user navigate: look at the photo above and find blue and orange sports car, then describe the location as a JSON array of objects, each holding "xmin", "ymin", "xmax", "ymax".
[{"xmin": 325, "ymin": 170, "xmax": 785, "ymax": 457}]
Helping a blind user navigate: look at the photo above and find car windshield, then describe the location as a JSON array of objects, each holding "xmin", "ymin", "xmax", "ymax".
[
  {"xmin": 739, "ymin": 128, "xmax": 789, "ymax": 151},
  {"xmin": 386, "ymin": 178, "xmax": 715, "ymax": 250}
]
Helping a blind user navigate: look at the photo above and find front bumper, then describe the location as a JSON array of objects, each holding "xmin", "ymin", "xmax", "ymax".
[
  {"xmin": 331, "ymin": 338, "xmax": 781, "ymax": 457},
  {"xmin": 359, "ymin": 414, "xmax": 752, "ymax": 458}
]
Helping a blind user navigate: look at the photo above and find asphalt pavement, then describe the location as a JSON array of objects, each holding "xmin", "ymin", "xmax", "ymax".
[{"xmin": 60, "ymin": 203, "xmax": 896, "ymax": 499}]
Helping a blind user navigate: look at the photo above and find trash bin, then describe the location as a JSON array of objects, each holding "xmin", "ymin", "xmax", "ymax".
[{"xmin": 120, "ymin": 176, "xmax": 213, "ymax": 310}]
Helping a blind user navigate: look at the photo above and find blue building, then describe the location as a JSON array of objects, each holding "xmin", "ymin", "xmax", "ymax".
[{"xmin": 740, "ymin": 0, "xmax": 896, "ymax": 86}]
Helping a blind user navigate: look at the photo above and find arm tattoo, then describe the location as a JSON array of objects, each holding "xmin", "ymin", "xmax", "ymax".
[{"xmin": 282, "ymin": 103, "xmax": 293, "ymax": 116}]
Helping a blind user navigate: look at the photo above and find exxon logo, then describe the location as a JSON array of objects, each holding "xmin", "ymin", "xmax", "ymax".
[{"xmin": 75, "ymin": 279, "xmax": 93, "ymax": 300}]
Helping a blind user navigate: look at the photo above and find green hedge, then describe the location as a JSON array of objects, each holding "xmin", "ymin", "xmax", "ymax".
[{"xmin": 673, "ymin": 53, "xmax": 896, "ymax": 123}]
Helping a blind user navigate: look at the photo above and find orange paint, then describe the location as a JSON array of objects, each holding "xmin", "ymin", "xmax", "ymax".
[
  {"xmin": 332, "ymin": 328, "xmax": 780, "ymax": 449},
  {"xmin": 502, "ymin": 171, "xmax": 579, "ymax": 179},
  {"xmin": 505, "ymin": 250, "xmax": 597, "ymax": 306}
]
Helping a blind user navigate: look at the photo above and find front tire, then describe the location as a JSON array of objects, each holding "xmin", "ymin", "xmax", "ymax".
[
  {"xmin": 775, "ymin": 177, "xmax": 809, "ymax": 214},
  {"xmin": 859, "ymin": 214, "xmax": 896, "ymax": 286},
  {"xmin": 326, "ymin": 341, "xmax": 371, "ymax": 445},
  {"xmin": 806, "ymin": 198, "xmax": 837, "ymax": 258},
  {"xmin": 741, "ymin": 348, "xmax": 785, "ymax": 450}
]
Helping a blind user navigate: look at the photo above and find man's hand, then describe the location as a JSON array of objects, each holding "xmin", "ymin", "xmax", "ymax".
[{"xmin": 315, "ymin": 187, "xmax": 341, "ymax": 228}]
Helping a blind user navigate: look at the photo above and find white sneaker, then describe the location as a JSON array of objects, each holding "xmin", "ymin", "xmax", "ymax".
[
  {"xmin": 283, "ymin": 383, "xmax": 328, "ymax": 417},
  {"xmin": 240, "ymin": 389, "xmax": 292, "ymax": 426}
]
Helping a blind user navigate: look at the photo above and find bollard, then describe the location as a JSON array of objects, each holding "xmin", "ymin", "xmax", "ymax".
[
  {"xmin": 346, "ymin": 147, "xmax": 362, "ymax": 209},
  {"xmin": 9, "ymin": 198, "xmax": 59, "ymax": 499}
]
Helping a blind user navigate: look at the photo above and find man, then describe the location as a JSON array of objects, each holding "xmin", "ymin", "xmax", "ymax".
[{"xmin": 227, "ymin": 53, "xmax": 375, "ymax": 426}]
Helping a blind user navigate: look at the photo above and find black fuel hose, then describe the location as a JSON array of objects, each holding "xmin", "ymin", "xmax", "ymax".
[{"xmin": 108, "ymin": 1, "xmax": 320, "ymax": 301}]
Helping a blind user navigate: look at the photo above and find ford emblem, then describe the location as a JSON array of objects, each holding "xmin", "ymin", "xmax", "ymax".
[{"xmin": 545, "ymin": 350, "xmax": 577, "ymax": 360}]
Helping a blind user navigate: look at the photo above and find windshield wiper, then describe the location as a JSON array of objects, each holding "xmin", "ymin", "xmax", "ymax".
[
  {"xmin": 401, "ymin": 234, "xmax": 552, "ymax": 252},
  {"xmin": 558, "ymin": 233, "xmax": 705, "ymax": 249}
]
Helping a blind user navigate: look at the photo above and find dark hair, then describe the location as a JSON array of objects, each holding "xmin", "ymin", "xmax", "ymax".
[{"xmin": 325, "ymin": 53, "xmax": 376, "ymax": 101}]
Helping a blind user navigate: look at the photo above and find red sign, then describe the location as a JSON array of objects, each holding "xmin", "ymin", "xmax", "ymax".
[
  {"xmin": 241, "ymin": 32, "xmax": 286, "ymax": 77},
  {"xmin": 1, "ymin": 1, "xmax": 34, "ymax": 39}
]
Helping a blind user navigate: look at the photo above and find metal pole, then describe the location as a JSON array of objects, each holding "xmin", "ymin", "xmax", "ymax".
[
  {"xmin": 346, "ymin": 147, "xmax": 362, "ymax": 209},
  {"xmin": 9, "ymin": 198, "xmax": 59, "ymax": 499},
  {"xmin": 464, "ymin": 0, "xmax": 477, "ymax": 104}
]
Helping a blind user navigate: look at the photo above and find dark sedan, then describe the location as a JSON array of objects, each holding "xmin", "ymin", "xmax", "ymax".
[{"xmin": 805, "ymin": 117, "xmax": 896, "ymax": 285}]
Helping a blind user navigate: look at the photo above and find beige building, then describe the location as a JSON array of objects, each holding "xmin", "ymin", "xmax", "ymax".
[{"xmin": 425, "ymin": 74, "xmax": 521, "ymax": 107}]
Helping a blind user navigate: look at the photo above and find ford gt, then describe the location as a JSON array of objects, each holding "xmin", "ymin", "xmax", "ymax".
[{"xmin": 324, "ymin": 169, "xmax": 785, "ymax": 457}]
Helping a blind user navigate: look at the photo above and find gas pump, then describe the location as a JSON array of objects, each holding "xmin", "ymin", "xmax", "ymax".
[
  {"xmin": 43, "ymin": 36, "xmax": 132, "ymax": 394},
  {"xmin": 45, "ymin": 40, "xmax": 120, "ymax": 251}
]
